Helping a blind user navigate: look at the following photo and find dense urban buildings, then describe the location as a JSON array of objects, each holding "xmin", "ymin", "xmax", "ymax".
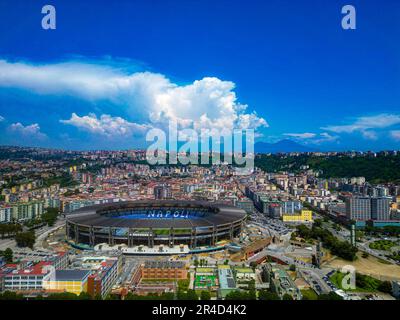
[{"xmin": 0, "ymin": 147, "xmax": 399, "ymax": 301}]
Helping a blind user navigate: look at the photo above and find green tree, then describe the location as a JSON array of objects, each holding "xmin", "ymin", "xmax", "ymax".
[
  {"xmin": 15, "ymin": 231, "xmax": 36, "ymax": 249},
  {"xmin": 377, "ymin": 281, "xmax": 392, "ymax": 294},
  {"xmin": 0, "ymin": 291, "xmax": 24, "ymax": 300},
  {"xmin": 185, "ymin": 289, "xmax": 198, "ymax": 300},
  {"xmin": 3, "ymin": 248, "xmax": 13, "ymax": 263},
  {"xmin": 248, "ymin": 288, "xmax": 257, "ymax": 300},
  {"xmin": 249, "ymin": 261, "xmax": 257, "ymax": 270},
  {"xmin": 318, "ymin": 292, "xmax": 343, "ymax": 300},
  {"xmin": 282, "ymin": 293, "xmax": 293, "ymax": 300},
  {"xmin": 41, "ymin": 207, "xmax": 59, "ymax": 227},
  {"xmin": 46, "ymin": 292, "xmax": 78, "ymax": 300},
  {"xmin": 258, "ymin": 290, "xmax": 280, "ymax": 300},
  {"xmin": 78, "ymin": 292, "xmax": 92, "ymax": 300},
  {"xmin": 225, "ymin": 290, "xmax": 248, "ymax": 300},
  {"xmin": 200, "ymin": 290, "xmax": 211, "ymax": 300}
]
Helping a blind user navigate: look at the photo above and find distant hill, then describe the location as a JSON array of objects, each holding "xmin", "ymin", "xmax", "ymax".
[{"xmin": 255, "ymin": 139, "xmax": 317, "ymax": 153}]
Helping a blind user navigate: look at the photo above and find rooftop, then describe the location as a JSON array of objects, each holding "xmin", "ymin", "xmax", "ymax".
[
  {"xmin": 55, "ymin": 269, "xmax": 91, "ymax": 281},
  {"xmin": 144, "ymin": 260, "xmax": 186, "ymax": 269}
]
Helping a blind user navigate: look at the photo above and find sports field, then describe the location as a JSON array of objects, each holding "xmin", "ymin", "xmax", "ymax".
[{"xmin": 194, "ymin": 275, "xmax": 217, "ymax": 288}]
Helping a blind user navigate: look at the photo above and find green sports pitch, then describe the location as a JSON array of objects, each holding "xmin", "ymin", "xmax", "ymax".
[{"xmin": 194, "ymin": 275, "xmax": 217, "ymax": 288}]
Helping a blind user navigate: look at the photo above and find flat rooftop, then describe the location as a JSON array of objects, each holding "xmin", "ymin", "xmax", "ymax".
[{"xmin": 55, "ymin": 269, "xmax": 91, "ymax": 281}]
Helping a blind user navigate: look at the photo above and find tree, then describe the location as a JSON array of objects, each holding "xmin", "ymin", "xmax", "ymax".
[
  {"xmin": 0, "ymin": 223, "xmax": 22, "ymax": 239},
  {"xmin": 318, "ymin": 292, "xmax": 343, "ymax": 300},
  {"xmin": 41, "ymin": 207, "xmax": 59, "ymax": 227},
  {"xmin": 46, "ymin": 292, "xmax": 78, "ymax": 300},
  {"xmin": 225, "ymin": 290, "xmax": 249, "ymax": 300},
  {"xmin": 377, "ymin": 281, "xmax": 392, "ymax": 294},
  {"xmin": 200, "ymin": 290, "xmax": 211, "ymax": 300},
  {"xmin": 249, "ymin": 261, "xmax": 257, "ymax": 270},
  {"xmin": 282, "ymin": 293, "xmax": 293, "ymax": 300},
  {"xmin": 94, "ymin": 293, "xmax": 103, "ymax": 300},
  {"xmin": 15, "ymin": 231, "xmax": 36, "ymax": 249},
  {"xmin": 0, "ymin": 290, "xmax": 24, "ymax": 300},
  {"xmin": 78, "ymin": 292, "xmax": 92, "ymax": 300},
  {"xmin": 185, "ymin": 289, "xmax": 198, "ymax": 300},
  {"xmin": 313, "ymin": 219, "xmax": 323, "ymax": 228},
  {"xmin": 248, "ymin": 288, "xmax": 257, "ymax": 300},
  {"xmin": 258, "ymin": 290, "xmax": 280, "ymax": 300},
  {"xmin": 3, "ymin": 248, "xmax": 13, "ymax": 263}
]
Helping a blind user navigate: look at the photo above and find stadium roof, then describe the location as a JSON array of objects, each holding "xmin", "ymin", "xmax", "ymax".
[{"xmin": 66, "ymin": 200, "xmax": 246, "ymax": 229}]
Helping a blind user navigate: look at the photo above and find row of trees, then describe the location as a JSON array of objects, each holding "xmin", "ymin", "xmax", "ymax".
[
  {"xmin": 226, "ymin": 289, "xmax": 343, "ymax": 300},
  {"xmin": 0, "ymin": 291, "xmax": 97, "ymax": 300},
  {"xmin": 364, "ymin": 225, "xmax": 400, "ymax": 237},
  {"xmin": 0, "ymin": 223, "xmax": 22, "ymax": 239},
  {"xmin": 0, "ymin": 289, "xmax": 345, "ymax": 301}
]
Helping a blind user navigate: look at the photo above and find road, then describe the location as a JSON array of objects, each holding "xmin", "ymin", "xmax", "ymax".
[
  {"xmin": 0, "ymin": 238, "xmax": 16, "ymax": 251},
  {"xmin": 34, "ymin": 218, "xmax": 66, "ymax": 250}
]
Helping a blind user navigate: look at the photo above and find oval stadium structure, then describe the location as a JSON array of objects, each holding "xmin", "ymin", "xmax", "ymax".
[{"xmin": 66, "ymin": 200, "xmax": 247, "ymax": 249}]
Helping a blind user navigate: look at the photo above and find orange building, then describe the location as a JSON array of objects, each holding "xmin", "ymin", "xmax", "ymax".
[{"xmin": 141, "ymin": 261, "xmax": 187, "ymax": 280}]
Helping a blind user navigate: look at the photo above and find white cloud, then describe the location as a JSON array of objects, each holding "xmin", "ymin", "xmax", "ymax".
[
  {"xmin": 311, "ymin": 132, "xmax": 339, "ymax": 144},
  {"xmin": 60, "ymin": 113, "xmax": 151, "ymax": 137},
  {"xmin": 283, "ymin": 132, "xmax": 316, "ymax": 139},
  {"xmin": 390, "ymin": 130, "xmax": 400, "ymax": 141},
  {"xmin": 322, "ymin": 114, "xmax": 400, "ymax": 133},
  {"xmin": 286, "ymin": 132, "xmax": 339, "ymax": 145},
  {"xmin": 8, "ymin": 122, "xmax": 46, "ymax": 140},
  {"xmin": 0, "ymin": 59, "xmax": 268, "ymax": 133},
  {"xmin": 361, "ymin": 130, "xmax": 378, "ymax": 140},
  {"xmin": 0, "ymin": 115, "xmax": 4, "ymax": 122},
  {"xmin": 321, "ymin": 113, "xmax": 400, "ymax": 141}
]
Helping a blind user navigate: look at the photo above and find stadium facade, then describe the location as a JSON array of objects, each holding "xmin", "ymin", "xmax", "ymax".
[{"xmin": 66, "ymin": 200, "xmax": 247, "ymax": 249}]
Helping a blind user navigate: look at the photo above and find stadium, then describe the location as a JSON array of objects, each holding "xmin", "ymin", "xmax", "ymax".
[{"xmin": 66, "ymin": 200, "xmax": 247, "ymax": 250}]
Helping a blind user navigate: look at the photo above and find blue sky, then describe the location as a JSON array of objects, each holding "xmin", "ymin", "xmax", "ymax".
[{"xmin": 0, "ymin": 0, "xmax": 399, "ymax": 151}]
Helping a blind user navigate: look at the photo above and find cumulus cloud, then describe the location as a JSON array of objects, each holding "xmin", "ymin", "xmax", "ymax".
[
  {"xmin": 0, "ymin": 59, "xmax": 268, "ymax": 133},
  {"xmin": 60, "ymin": 113, "xmax": 151, "ymax": 137},
  {"xmin": 283, "ymin": 132, "xmax": 316, "ymax": 139},
  {"xmin": 8, "ymin": 122, "xmax": 46, "ymax": 140}
]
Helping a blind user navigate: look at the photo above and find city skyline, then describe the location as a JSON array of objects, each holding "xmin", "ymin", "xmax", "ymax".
[{"xmin": 0, "ymin": 0, "xmax": 400, "ymax": 151}]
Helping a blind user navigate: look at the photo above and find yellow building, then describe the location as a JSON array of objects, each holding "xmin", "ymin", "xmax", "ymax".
[
  {"xmin": 282, "ymin": 210, "xmax": 313, "ymax": 222},
  {"xmin": 43, "ymin": 270, "xmax": 91, "ymax": 295}
]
